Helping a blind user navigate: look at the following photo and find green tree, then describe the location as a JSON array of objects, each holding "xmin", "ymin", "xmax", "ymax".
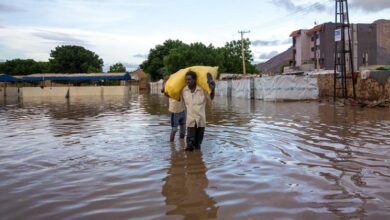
[
  {"xmin": 221, "ymin": 38, "xmax": 257, "ymax": 73},
  {"xmin": 140, "ymin": 38, "xmax": 258, "ymax": 80},
  {"xmin": 0, "ymin": 59, "xmax": 50, "ymax": 75},
  {"xmin": 109, "ymin": 63, "xmax": 126, "ymax": 73},
  {"xmin": 140, "ymin": 39, "xmax": 186, "ymax": 81},
  {"xmin": 36, "ymin": 61, "xmax": 50, "ymax": 73},
  {"xmin": 164, "ymin": 42, "xmax": 223, "ymax": 74},
  {"xmin": 49, "ymin": 45, "xmax": 103, "ymax": 73}
]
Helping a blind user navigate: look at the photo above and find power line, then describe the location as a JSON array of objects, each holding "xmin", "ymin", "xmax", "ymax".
[{"xmin": 249, "ymin": 0, "xmax": 334, "ymax": 31}]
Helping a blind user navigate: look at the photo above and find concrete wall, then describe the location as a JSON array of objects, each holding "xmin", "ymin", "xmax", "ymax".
[
  {"xmin": 21, "ymin": 87, "xmax": 69, "ymax": 98},
  {"xmin": 6, "ymin": 87, "xmax": 20, "ymax": 97},
  {"xmin": 0, "ymin": 85, "xmax": 21, "ymax": 99},
  {"xmin": 70, "ymin": 87, "xmax": 101, "ymax": 96},
  {"xmin": 19, "ymin": 86, "xmax": 130, "ymax": 98},
  {"xmin": 130, "ymin": 85, "xmax": 139, "ymax": 93},
  {"xmin": 104, "ymin": 86, "xmax": 129, "ymax": 96}
]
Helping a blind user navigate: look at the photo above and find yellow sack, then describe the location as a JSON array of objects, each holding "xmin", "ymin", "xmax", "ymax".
[{"xmin": 164, "ymin": 66, "xmax": 218, "ymax": 101}]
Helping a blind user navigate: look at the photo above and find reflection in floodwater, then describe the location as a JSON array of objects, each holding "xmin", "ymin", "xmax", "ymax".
[
  {"xmin": 162, "ymin": 141, "xmax": 218, "ymax": 219},
  {"xmin": 1, "ymin": 94, "xmax": 390, "ymax": 219}
]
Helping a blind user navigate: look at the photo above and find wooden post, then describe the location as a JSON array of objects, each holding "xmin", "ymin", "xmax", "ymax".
[{"xmin": 238, "ymin": 30, "xmax": 250, "ymax": 74}]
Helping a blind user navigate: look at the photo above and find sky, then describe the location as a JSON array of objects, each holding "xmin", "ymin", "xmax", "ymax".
[{"xmin": 0, "ymin": 0, "xmax": 389, "ymax": 71}]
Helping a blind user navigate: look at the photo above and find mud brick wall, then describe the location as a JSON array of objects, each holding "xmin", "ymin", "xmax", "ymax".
[{"xmin": 317, "ymin": 73, "xmax": 390, "ymax": 100}]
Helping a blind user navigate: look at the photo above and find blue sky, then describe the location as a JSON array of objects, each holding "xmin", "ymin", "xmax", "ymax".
[{"xmin": 0, "ymin": 0, "xmax": 389, "ymax": 71}]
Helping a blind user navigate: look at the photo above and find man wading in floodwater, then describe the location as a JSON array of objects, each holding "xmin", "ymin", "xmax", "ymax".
[
  {"xmin": 181, "ymin": 71, "xmax": 215, "ymax": 151},
  {"xmin": 162, "ymin": 76, "xmax": 186, "ymax": 142}
]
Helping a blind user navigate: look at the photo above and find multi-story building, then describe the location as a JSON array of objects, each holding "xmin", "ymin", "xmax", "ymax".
[
  {"xmin": 289, "ymin": 19, "xmax": 390, "ymax": 72},
  {"xmin": 289, "ymin": 29, "xmax": 312, "ymax": 70},
  {"xmin": 306, "ymin": 23, "xmax": 336, "ymax": 70},
  {"xmin": 352, "ymin": 19, "xmax": 390, "ymax": 68}
]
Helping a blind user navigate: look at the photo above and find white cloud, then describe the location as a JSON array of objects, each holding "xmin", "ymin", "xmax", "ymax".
[
  {"xmin": 350, "ymin": 0, "xmax": 390, "ymax": 12},
  {"xmin": 1, "ymin": 0, "xmax": 388, "ymax": 68},
  {"xmin": 0, "ymin": 25, "xmax": 234, "ymax": 67},
  {"xmin": 252, "ymin": 39, "xmax": 291, "ymax": 46},
  {"xmin": 0, "ymin": 3, "xmax": 25, "ymax": 13},
  {"xmin": 270, "ymin": 0, "xmax": 331, "ymax": 14}
]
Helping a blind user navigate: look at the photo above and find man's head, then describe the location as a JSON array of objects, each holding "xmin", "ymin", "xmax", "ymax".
[{"xmin": 185, "ymin": 71, "xmax": 197, "ymax": 88}]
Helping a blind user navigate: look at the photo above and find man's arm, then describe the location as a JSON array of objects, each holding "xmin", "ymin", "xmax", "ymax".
[
  {"xmin": 206, "ymin": 73, "xmax": 216, "ymax": 100},
  {"xmin": 161, "ymin": 76, "xmax": 170, "ymax": 97},
  {"xmin": 209, "ymin": 81, "xmax": 215, "ymax": 100}
]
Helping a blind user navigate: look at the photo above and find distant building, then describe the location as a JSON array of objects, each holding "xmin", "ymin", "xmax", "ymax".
[
  {"xmin": 353, "ymin": 19, "xmax": 390, "ymax": 67},
  {"xmin": 288, "ymin": 19, "xmax": 390, "ymax": 72},
  {"xmin": 306, "ymin": 22, "xmax": 336, "ymax": 70},
  {"xmin": 290, "ymin": 29, "xmax": 312, "ymax": 71},
  {"xmin": 130, "ymin": 69, "xmax": 149, "ymax": 92}
]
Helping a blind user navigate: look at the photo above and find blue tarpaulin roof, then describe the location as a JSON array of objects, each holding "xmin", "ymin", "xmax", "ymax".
[
  {"xmin": 1, "ymin": 73, "xmax": 132, "ymax": 82},
  {"xmin": 21, "ymin": 73, "xmax": 131, "ymax": 82},
  {"xmin": 22, "ymin": 74, "xmax": 131, "ymax": 82},
  {"xmin": 0, "ymin": 74, "xmax": 21, "ymax": 82}
]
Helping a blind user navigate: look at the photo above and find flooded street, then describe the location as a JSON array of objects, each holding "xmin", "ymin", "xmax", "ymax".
[{"xmin": 1, "ymin": 94, "xmax": 390, "ymax": 219}]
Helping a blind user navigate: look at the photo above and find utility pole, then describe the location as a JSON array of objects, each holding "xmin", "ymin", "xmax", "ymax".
[
  {"xmin": 314, "ymin": 20, "xmax": 320, "ymax": 72},
  {"xmin": 238, "ymin": 30, "xmax": 250, "ymax": 74},
  {"xmin": 333, "ymin": 0, "xmax": 355, "ymax": 100}
]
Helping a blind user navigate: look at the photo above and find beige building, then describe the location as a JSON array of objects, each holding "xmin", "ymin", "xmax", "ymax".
[
  {"xmin": 290, "ymin": 29, "xmax": 313, "ymax": 71},
  {"xmin": 130, "ymin": 69, "xmax": 150, "ymax": 92}
]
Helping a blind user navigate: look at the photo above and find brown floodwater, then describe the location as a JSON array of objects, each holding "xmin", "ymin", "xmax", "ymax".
[{"xmin": 1, "ymin": 94, "xmax": 390, "ymax": 220}]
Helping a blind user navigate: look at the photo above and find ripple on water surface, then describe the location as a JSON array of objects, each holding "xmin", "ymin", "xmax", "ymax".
[{"xmin": 1, "ymin": 95, "xmax": 390, "ymax": 219}]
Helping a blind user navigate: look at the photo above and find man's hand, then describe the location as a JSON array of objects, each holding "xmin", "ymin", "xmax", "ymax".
[{"xmin": 207, "ymin": 73, "xmax": 216, "ymax": 90}]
